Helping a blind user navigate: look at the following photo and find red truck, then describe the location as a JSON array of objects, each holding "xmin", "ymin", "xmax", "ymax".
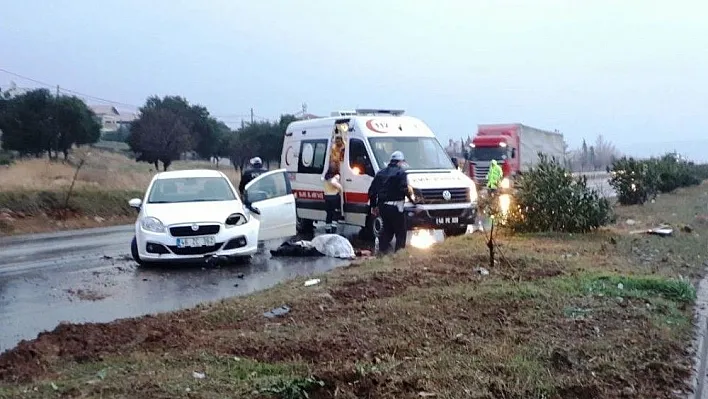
[{"xmin": 464, "ymin": 123, "xmax": 566, "ymax": 188}]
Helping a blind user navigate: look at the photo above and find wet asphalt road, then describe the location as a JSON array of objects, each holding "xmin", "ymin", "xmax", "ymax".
[
  {"xmin": 0, "ymin": 225, "xmax": 351, "ymax": 353},
  {"xmin": 0, "ymin": 176, "xmax": 614, "ymax": 353}
]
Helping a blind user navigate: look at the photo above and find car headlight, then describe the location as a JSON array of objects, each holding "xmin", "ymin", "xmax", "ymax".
[
  {"xmin": 141, "ymin": 216, "xmax": 165, "ymax": 233},
  {"xmin": 225, "ymin": 213, "xmax": 248, "ymax": 227},
  {"xmin": 469, "ymin": 182, "xmax": 478, "ymax": 203},
  {"xmin": 500, "ymin": 178, "xmax": 511, "ymax": 189}
]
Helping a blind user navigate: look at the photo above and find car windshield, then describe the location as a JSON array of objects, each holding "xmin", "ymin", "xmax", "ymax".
[
  {"xmin": 468, "ymin": 146, "xmax": 508, "ymax": 162},
  {"xmin": 368, "ymin": 137, "xmax": 454, "ymax": 170},
  {"xmin": 147, "ymin": 177, "xmax": 237, "ymax": 204}
]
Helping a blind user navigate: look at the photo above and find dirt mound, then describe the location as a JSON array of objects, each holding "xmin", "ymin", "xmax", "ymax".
[{"xmin": 0, "ymin": 316, "xmax": 200, "ymax": 383}]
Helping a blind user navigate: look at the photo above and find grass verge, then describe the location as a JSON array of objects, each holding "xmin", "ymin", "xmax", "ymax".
[
  {"xmin": 0, "ymin": 189, "xmax": 141, "ymax": 235},
  {"xmin": 0, "ymin": 148, "xmax": 244, "ymax": 235},
  {"xmin": 1, "ymin": 183, "xmax": 707, "ymax": 398}
]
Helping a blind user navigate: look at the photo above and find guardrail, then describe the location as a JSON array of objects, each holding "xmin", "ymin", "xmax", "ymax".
[{"xmin": 571, "ymin": 171, "xmax": 611, "ymax": 180}]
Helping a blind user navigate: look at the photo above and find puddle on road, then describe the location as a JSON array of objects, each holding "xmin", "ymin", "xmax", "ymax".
[{"xmin": 0, "ymin": 251, "xmax": 350, "ymax": 353}]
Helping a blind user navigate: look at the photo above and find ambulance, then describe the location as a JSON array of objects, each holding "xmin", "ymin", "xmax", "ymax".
[{"xmin": 280, "ymin": 109, "xmax": 478, "ymax": 239}]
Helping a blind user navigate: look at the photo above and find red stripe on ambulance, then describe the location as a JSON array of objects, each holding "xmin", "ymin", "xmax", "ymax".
[{"xmin": 293, "ymin": 190, "xmax": 369, "ymax": 204}]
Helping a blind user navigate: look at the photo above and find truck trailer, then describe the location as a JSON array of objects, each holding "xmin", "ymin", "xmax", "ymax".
[{"xmin": 465, "ymin": 123, "xmax": 566, "ymax": 188}]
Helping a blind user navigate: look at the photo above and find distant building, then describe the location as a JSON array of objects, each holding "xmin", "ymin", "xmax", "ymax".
[
  {"xmin": 445, "ymin": 138, "xmax": 463, "ymax": 158},
  {"xmin": 2, "ymin": 81, "xmax": 33, "ymax": 97},
  {"xmin": 89, "ymin": 105, "xmax": 137, "ymax": 133}
]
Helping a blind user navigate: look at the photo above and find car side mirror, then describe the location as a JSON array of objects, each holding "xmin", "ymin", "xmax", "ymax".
[
  {"xmin": 246, "ymin": 204, "xmax": 261, "ymax": 215},
  {"xmin": 450, "ymin": 157, "xmax": 459, "ymax": 168},
  {"xmin": 128, "ymin": 198, "xmax": 142, "ymax": 210}
]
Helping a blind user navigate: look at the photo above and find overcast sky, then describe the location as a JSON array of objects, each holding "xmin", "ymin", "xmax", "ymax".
[{"xmin": 1, "ymin": 0, "xmax": 706, "ymax": 160}]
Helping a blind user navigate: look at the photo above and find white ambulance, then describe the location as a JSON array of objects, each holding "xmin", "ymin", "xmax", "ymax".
[{"xmin": 280, "ymin": 109, "xmax": 478, "ymax": 239}]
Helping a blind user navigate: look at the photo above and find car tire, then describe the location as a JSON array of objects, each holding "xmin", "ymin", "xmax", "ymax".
[
  {"xmin": 131, "ymin": 236, "xmax": 145, "ymax": 266},
  {"xmin": 371, "ymin": 216, "xmax": 384, "ymax": 239},
  {"xmin": 296, "ymin": 218, "xmax": 314, "ymax": 234}
]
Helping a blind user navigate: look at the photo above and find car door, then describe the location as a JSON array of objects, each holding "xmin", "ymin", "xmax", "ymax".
[{"xmin": 244, "ymin": 169, "xmax": 297, "ymax": 241}]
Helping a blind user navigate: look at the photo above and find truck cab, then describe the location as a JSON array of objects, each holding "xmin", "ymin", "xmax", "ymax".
[
  {"xmin": 465, "ymin": 123, "xmax": 566, "ymax": 190},
  {"xmin": 281, "ymin": 109, "xmax": 478, "ymax": 239}
]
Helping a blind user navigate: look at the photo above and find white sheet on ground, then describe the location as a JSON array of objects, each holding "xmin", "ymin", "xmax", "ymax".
[{"xmin": 311, "ymin": 234, "xmax": 356, "ymax": 259}]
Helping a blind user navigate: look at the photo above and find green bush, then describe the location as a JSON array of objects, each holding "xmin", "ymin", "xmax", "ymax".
[
  {"xmin": 504, "ymin": 154, "xmax": 613, "ymax": 233},
  {"xmin": 692, "ymin": 163, "xmax": 708, "ymax": 180},
  {"xmin": 610, "ymin": 153, "xmax": 703, "ymax": 206},
  {"xmin": 0, "ymin": 151, "xmax": 14, "ymax": 166},
  {"xmin": 609, "ymin": 157, "xmax": 659, "ymax": 205},
  {"xmin": 650, "ymin": 154, "xmax": 701, "ymax": 193}
]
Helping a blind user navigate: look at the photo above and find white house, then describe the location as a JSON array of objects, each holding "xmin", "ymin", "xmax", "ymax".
[{"xmin": 89, "ymin": 105, "xmax": 137, "ymax": 133}]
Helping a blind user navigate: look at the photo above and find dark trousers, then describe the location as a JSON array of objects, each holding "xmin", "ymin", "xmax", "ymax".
[
  {"xmin": 379, "ymin": 204, "xmax": 406, "ymax": 253},
  {"xmin": 324, "ymin": 194, "xmax": 341, "ymax": 224}
]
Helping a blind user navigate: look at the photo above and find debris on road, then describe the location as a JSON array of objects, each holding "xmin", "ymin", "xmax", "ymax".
[
  {"xmin": 271, "ymin": 240, "xmax": 323, "ymax": 257},
  {"xmin": 263, "ymin": 305, "xmax": 291, "ymax": 318},
  {"xmin": 237, "ymin": 273, "xmax": 245, "ymax": 279},
  {"xmin": 65, "ymin": 288, "xmax": 107, "ymax": 302},
  {"xmin": 270, "ymin": 234, "xmax": 356, "ymax": 259},
  {"xmin": 629, "ymin": 225, "xmax": 674, "ymax": 237},
  {"xmin": 312, "ymin": 234, "xmax": 356, "ymax": 259},
  {"xmin": 625, "ymin": 219, "xmax": 637, "ymax": 226},
  {"xmin": 474, "ymin": 267, "xmax": 490, "ymax": 276},
  {"xmin": 192, "ymin": 371, "xmax": 205, "ymax": 379},
  {"xmin": 304, "ymin": 279, "xmax": 321, "ymax": 287}
]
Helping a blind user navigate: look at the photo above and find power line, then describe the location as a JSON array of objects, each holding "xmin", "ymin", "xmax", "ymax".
[
  {"xmin": 0, "ymin": 67, "xmax": 139, "ymax": 109},
  {"xmin": 1, "ymin": 67, "xmax": 307, "ymax": 122}
]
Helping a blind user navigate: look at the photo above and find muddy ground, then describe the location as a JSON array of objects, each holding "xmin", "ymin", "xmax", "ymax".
[{"xmin": 0, "ymin": 183, "xmax": 706, "ymax": 399}]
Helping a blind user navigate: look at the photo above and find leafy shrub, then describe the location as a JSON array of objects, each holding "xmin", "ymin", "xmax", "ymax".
[
  {"xmin": 609, "ymin": 157, "xmax": 658, "ymax": 205},
  {"xmin": 504, "ymin": 154, "xmax": 613, "ymax": 233},
  {"xmin": 0, "ymin": 150, "xmax": 14, "ymax": 166},
  {"xmin": 650, "ymin": 154, "xmax": 701, "ymax": 193},
  {"xmin": 610, "ymin": 153, "xmax": 703, "ymax": 206},
  {"xmin": 692, "ymin": 163, "xmax": 708, "ymax": 180}
]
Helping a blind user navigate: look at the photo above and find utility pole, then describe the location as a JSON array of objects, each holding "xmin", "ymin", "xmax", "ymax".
[
  {"xmin": 250, "ymin": 108, "xmax": 254, "ymax": 124},
  {"xmin": 301, "ymin": 102, "xmax": 307, "ymax": 115},
  {"xmin": 56, "ymin": 85, "xmax": 60, "ymax": 97}
]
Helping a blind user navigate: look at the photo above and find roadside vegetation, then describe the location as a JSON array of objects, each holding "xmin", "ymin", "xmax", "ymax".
[
  {"xmin": 0, "ymin": 150, "xmax": 244, "ymax": 235},
  {"xmin": 0, "ymin": 88, "xmax": 295, "ymax": 236},
  {"xmin": 1, "ymin": 176, "xmax": 706, "ymax": 398},
  {"xmin": 610, "ymin": 152, "xmax": 706, "ymax": 205}
]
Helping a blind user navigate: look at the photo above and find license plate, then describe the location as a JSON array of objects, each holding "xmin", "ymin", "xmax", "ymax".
[
  {"xmin": 176, "ymin": 236, "xmax": 216, "ymax": 248},
  {"xmin": 436, "ymin": 217, "xmax": 459, "ymax": 225}
]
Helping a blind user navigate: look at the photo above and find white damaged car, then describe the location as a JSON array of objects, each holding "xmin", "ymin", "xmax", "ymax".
[{"xmin": 128, "ymin": 169, "xmax": 296, "ymax": 265}]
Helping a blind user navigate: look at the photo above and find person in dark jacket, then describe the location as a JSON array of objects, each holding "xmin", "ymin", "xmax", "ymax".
[
  {"xmin": 239, "ymin": 157, "xmax": 267, "ymax": 193},
  {"xmin": 368, "ymin": 151, "xmax": 415, "ymax": 253}
]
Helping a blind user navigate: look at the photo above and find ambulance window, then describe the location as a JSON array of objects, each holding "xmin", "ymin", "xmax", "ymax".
[
  {"xmin": 298, "ymin": 139, "xmax": 328, "ymax": 174},
  {"xmin": 349, "ymin": 139, "xmax": 375, "ymax": 177}
]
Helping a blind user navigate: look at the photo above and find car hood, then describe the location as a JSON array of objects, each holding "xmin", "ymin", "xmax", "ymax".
[
  {"xmin": 406, "ymin": 170, "xmax": 472, "ymax": 190},
  {"xmin": 143, "ymin": 200, "xmax": 245, "ymax": 226}
]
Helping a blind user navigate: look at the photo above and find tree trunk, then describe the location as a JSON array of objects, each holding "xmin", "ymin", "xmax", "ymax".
[{"xmin": 154, "ymin": 161, "xmax": 159, "ymax": 171}]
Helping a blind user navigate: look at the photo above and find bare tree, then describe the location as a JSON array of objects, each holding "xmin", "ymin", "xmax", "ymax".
[{"xmin": 593, "ymin": 135, "xmax": 621, "ymax": 171}]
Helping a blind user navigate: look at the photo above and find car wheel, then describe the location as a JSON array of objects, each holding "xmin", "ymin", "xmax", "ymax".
[
  {"xmin": 131, "ymin": 236, "xmax": 145, "ymax": 266},
  {"xmin": 296, "ymin": 217, "xmax": 314, "ymax": 234},
  {"xmin": 371, "ymin": 216, "xmax": 384, "ymax": 238}
]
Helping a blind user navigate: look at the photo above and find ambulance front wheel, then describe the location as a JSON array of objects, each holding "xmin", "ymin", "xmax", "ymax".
[
  {"xmin": 371, "ymin": 216, "xmax": 384, "ymax": 238},
  {"xmin": 296, "ymin": 218, "xmax": 314, "ymax": 234}
]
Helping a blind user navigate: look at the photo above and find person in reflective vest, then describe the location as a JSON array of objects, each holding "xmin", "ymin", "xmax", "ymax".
[{"xmin": 486, "ymin": 159, "xmax": 503, "ymax": 193}]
